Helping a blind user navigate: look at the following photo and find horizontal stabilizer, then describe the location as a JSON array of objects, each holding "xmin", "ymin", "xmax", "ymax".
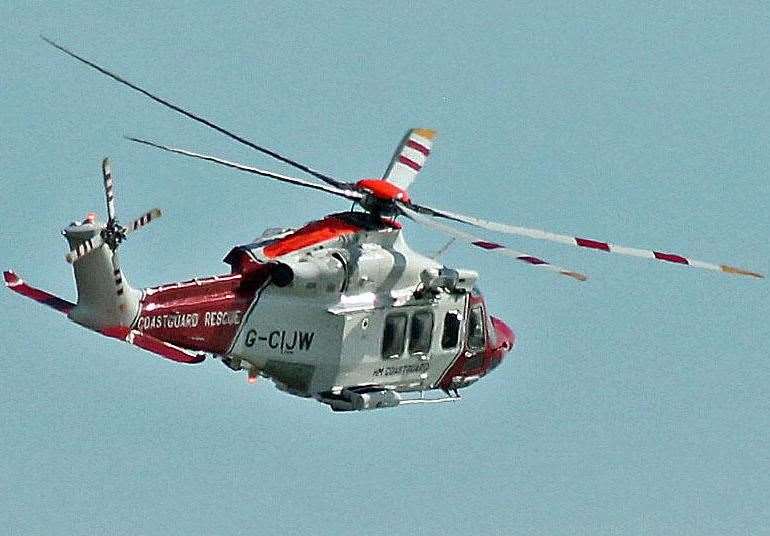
[
  {"xmin": 4, "ymin": 271, "xmax": 75, "ymax": 314},
  {"xmin": 101, "ymin": 326, "xmax": 205, "ymax": 364},
  {"xmin": 5, "ymin": 270, "xmax": 203, "ymax": 365}
]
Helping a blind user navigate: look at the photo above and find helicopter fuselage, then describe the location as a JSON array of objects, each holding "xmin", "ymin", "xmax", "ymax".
[{"xmin": 132, "ymin": 212, "xmax": 515, "ymax": 410}]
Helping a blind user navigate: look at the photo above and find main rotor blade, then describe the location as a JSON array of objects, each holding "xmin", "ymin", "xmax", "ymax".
[
  {"xmin": 65, "ymin": 234, "xmax": 105, "ymax": 264},
  {"xmin": 382, "ymin": 128, "xmax": 437, "ymax": 190},
  {"xmin": 102, "ymin": 157, "xmax": 116, "ymax": 222},
  {"xmin": 127, "ymin": 137, "xmax": 364, "ymax": 202},
  {"xmin": 397, "ymin": 203, "xmax": 587, "ymax": 282},
  {"xmin": 409, "ymin": 203, "xmax": 764, "ymax": 279},
  {"xmin": 41, "ymin": 36, "xmax": 350, "ymax": 190},
  {"xmin": 124, "ymin": 208, "xmax": 162, "ymax": 235}
]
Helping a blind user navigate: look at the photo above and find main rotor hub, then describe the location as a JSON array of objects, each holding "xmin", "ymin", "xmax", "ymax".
[
  {"xmin": 355, "ymin": 179, "xmax": 410, "ymax": 217},
  {"xmin": 355, "ymin": 179, "xmax": 410, "ymax": 204}
]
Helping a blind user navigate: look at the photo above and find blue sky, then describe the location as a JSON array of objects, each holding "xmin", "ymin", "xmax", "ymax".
[{"xmin": 1, "ymin": 2, "xmax": 768, "ymax": 534}]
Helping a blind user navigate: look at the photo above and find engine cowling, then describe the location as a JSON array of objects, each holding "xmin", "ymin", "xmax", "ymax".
[{"xmin": 272, "ymin": 253, "xmax": 347, "ymax": 294}]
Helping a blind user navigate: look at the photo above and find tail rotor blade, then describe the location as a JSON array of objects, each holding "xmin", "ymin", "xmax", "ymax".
[
  {"xmin": 125, "ymin": 208, "xmax": 162, "ymax": 235},
  {"xmin": 398, "ymin": 203, "xmax": 587, "ymax": 282},
  {"xmin": 102, "ymin": 157, "xmax": 116, "ymax": 222},
  {"xmin": 111, "ymin": 250, "xmax": 125, "ymax": 297},
  {"xmin": 409, "ymin": 203, "xmax": 764, "ymax": 279},
  {"xmin": 66, "ymin": 208, "xmax": 161, "ymax": 264},
  {"xmin": 65, "ymin": 234, "xmax": 105, "ymax": 264}
]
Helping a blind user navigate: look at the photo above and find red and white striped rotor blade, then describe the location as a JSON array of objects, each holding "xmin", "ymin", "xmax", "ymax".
[
  {"xmin": 102, "ymin": 157, "xmax": 116, "ymax": 222},
  {"xmin": 411, "ymin": 204, "xmax": 764, "ymax": 279},
  {"xmin": 65, "ymin": 234, "xmax": 105, "ymax": 264},
  {"xmin": 397, "ymin": 203, "xmax": 587, "ymax": 282},
  {"xmin": 383, "ymin": 128, "xmax": 437, "ymax": 190},
  {"xmin": 124, "ymin": 208, "xmax": 162, "ymax": 236}
]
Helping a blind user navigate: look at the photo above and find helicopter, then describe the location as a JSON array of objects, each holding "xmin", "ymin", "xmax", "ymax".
[{"xmin": 4, "ymin": 38, "xmax": 763, "ymax": 412}]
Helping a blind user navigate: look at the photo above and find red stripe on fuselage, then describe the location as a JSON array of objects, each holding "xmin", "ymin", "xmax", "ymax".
[
  {"xmin": 134, "ymin": 215, "xmax": 382, "ymax": 355},
  {"xmin": 131, "ymin": 331, "xmax": 205, "ymax": 363},
  {"xmin": 263, "ymin": 217, "xmax": 362, "ymax": 258},
  {"xmin": 135, "ymin": 269, "xmax": 270, "ymax": 355},
  {"xmin": 101, "ymin": 326, "xmax": 204, "ymax": 364},
  {"xmin": 437, "ymin": 292, "xmax": 510, "ymax": 390}
]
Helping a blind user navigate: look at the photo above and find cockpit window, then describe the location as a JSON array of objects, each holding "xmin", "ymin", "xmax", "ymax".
[
  {"xmin": 382, "ymin": 314, "xmax": 407, "ymax": 359},
  {"xmin": 409, "ymin": 311, "xmax": 433, "ymax": 355},
  {"xmin": 441, "ymin": 311, "xmax": 461, "ymax": 349},
  {"xmin": 467, "ymin": 306, "xmax": 486, "ymax": 350}
]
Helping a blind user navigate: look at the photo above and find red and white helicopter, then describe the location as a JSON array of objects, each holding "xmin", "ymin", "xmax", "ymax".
[{"xmin": 5, "ymin": 39, "xmax": 763, "ymax": 411}]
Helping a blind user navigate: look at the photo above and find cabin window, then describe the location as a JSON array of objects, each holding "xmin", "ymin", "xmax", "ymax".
[
  {"xmin": 382, "ymin": 314, "xmax": 407, "ymax": 359},
  {"xmin": 441, "ymin": 311, "xmax": 461, "ymax": 349},
  {"xmin": 467, "ymin": 305, "xmax": 486, "ymax": 350},
  {"xmin": 409, "ymin": 311, "xmax": 433, "ymax": 355}
]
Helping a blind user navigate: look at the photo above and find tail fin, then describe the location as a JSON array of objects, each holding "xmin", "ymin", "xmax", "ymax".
[{"xmin": 62, "ymin": 219, "xmax": 140, "ymax": 329}]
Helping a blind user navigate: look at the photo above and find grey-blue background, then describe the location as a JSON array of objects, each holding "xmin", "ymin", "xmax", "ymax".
[{"xmin": 1, "ymin": 3, "xmax": 768, "ymax": 534}]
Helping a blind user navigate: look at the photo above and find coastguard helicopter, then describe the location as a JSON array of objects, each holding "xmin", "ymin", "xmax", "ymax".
[{"xmin": 4, "ymin": 39, "xmax": 763, "ymax": 411}]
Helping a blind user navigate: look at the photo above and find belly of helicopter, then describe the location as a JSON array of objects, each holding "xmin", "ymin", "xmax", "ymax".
[{"xmin": 227, "ymin": 288, "xmax": 466, "ymax": 398}]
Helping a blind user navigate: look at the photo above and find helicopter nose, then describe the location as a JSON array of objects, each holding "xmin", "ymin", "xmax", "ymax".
[{"xmin": 492, "ymin": 316, "xmax": 516, "ymax": 354}]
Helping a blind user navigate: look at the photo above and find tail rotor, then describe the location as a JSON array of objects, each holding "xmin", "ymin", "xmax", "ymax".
[
  {"xmin": 65, "ymin": 157, "xmax": 163, "ymax": 283},
  {"xmin": 62, "ymin": 158, "xmax": 162, "ymax": 329}
]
